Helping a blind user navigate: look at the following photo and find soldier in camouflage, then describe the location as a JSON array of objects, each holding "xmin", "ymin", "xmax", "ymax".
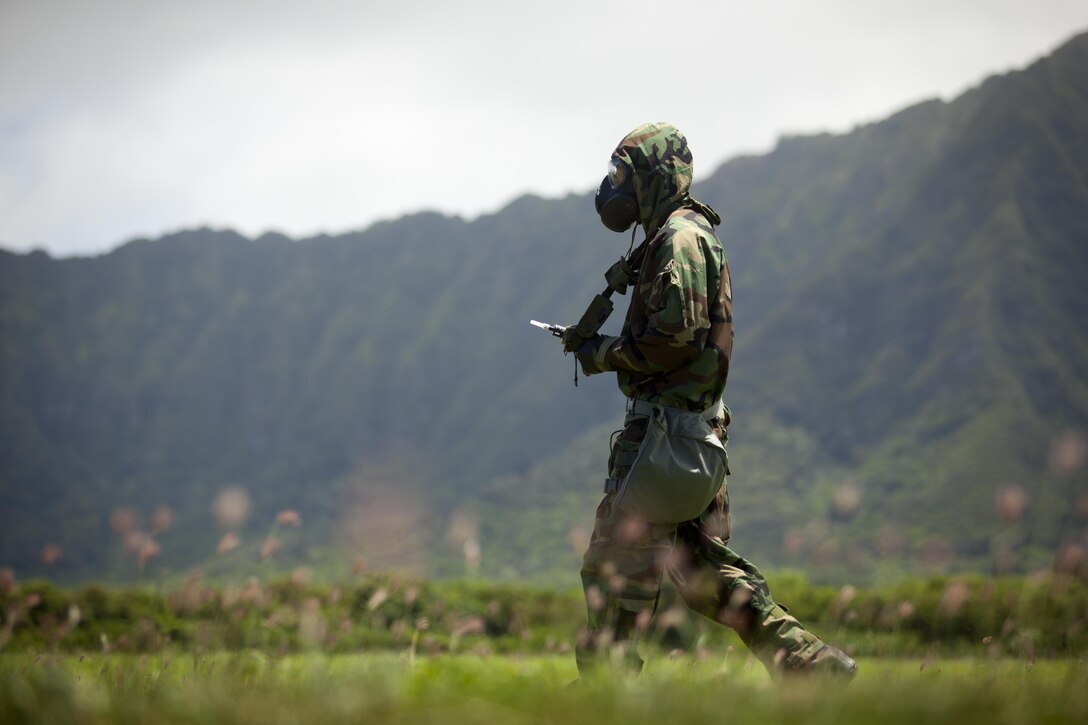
[{"xmin": 569, "ymin": 122, "xmax": 857, "ymax": 678}]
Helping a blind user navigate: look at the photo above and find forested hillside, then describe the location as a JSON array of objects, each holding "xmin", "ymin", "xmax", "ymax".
[
  {"xmin": 2, "ymin": 32, "xmax": 1086, "ymax": 585},
  {"xmin": 481, "ymin": 32, "xmax": 1088, "ymax": 584},
  {"xmin": 0, "ymin": 200, "xmax": 624, "ymax": 579}
]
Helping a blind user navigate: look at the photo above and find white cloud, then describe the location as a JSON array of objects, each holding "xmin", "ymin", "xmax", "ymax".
[{"xmin": 1, "ymin": 0, "xmax": 1086, "ymax": 254}]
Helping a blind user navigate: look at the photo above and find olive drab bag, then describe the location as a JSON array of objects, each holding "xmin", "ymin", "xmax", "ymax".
[{"xmin": 616, "ymin": 404, "xmax": 729, "ymax": 524}]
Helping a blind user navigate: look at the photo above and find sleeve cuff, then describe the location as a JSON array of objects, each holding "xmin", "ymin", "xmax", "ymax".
[{"xmin": 594, "ymin": 336, "xmax": 620, "ymax": 372}]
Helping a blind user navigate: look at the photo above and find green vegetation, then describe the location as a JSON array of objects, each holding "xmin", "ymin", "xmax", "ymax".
[
  {"xmin": 2, "ymin": 653, "xmax": 1086, "ymax": 724},
  {"xmin": 1, "ymin": 34, "xmax": 1087, "ymax": 585},
  {"xmin": 2, "ymin": 572, "xmax": 1085, "ymax": 660}
]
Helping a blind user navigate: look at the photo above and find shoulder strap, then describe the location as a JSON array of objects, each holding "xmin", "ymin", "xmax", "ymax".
[{"xmin": 562, "ymin": 238, "xmax": 649, "ymax": 353}]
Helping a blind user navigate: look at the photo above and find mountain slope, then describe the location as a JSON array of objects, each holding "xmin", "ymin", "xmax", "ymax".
[
  {"xmin": 2, "ymin": 32, "xmax": 1087, "ymax": 583},
  {"xmin": 0, "ymin": 201, "xmax": 624, "ymax": 577},
  {"xmin": 479, "ymin": 32, "xmax": 1088, "ymax": 582}
]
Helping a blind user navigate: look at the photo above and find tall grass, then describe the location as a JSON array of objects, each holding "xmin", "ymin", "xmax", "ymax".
[
  {"xmin": 1, "ymin": 653, "xmax": 1085, "ymax": 724},
  {"xmin": 2, "ymin": 572, "xmax": 1085, "ymax": 658}
]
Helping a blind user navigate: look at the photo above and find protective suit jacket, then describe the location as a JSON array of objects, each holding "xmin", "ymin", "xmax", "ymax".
[{"xmin": 584, "ymin": 123, "xmax": 733, "ymax": 413}]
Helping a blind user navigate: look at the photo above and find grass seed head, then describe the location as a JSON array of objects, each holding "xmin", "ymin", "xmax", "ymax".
[
  {"xmin": 0, "ymin": 568, "xmax": 14, "ymax": 594},
  {"xmin": 1049, "ymin": 432, "xmax": 1087, "ymax": 474},
  {"xmin": 110, "ymin": 508, "xmax": 139, "ymax": 536},
  {"xmin": 40, "ymin": 544, "xmax": 63, "ymax": 566},
  {"xmin": 217, "ymin": 532, "xmax": 241, "ymax": 553},
  {"xmin": 996, "ymin": 486, "xmax": 1028, "ymax": 524},
  {"xmin": 276, "ymin": 510, "xmax": 302, "ymax": 526},
  {"xmin": 151, "ymin": 505, "xmax": 175, "ymax": 534},
  {"xmin": 568, "ymin": 527, "xmax": 590, "ymax": 555},
  {"xmin": 585, "ymin": 585, "xmax": 605, "ymax": 612},
  {"xmin": 462, "ymin": 539, "xmax": 481, "ymax": 573},
  {"xmin": 833, "ymin": 484, "xmax": 862, "ymax": 519},
  {"xmin": 367, "ymin": 588, "xmax": 388, "ymax": 611},
  {"xmin": 213, "ymin": 487, "xmax": 251, "ymax": 529},
  {"xmin": 137, "ymin": 539, "xmax": 161, "ymax": 568},
  {"xmin": 939, "ymin": 581, "xmax": 971, "ymax": 617},
  {"xmin": 260, "ymin": 537, "xmax": 279, "ymax": 560}
]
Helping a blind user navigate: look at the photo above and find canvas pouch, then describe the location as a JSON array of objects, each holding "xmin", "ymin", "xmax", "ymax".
[{"xmin": 615, "ymin": 404, "xmax": 728, "ymax": 523}]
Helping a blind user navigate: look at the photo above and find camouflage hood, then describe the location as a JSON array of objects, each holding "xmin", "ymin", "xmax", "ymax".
[{"xmin": 611, "ymin": 122, "xmax": 721, "ymax": 237}]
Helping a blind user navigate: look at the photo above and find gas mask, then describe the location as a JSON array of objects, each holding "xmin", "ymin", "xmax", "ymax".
[{"xmin": 594, "ymin": 157, "xmax": 638, "ymax": 233}]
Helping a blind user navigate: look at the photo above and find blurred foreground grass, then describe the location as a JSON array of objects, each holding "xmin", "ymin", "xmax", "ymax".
[
  {"xmin": 4, "ymin": 571, "xmax": 1086, "ymax": 658},
  {"xmin": 2, "ymin": 652, "xmax": 1085, "ymax": 724}
]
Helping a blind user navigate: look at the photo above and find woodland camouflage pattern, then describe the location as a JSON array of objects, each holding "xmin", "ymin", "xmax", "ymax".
[
  {"xmin": 582, "ymin": 123, "xmax": 734, "ymax": 412},
  {"xmin": 577, "ymin": 415, "xmax": 825, "ymax": 674},
  {"xmin": 577, "ymin": 123, "xmax": 830, "ymax": 676}
]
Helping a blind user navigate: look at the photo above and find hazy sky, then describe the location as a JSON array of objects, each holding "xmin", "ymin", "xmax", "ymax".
[{"xmin": 2, "ymin": 0, "xmax": 1087, "ymax": 256}]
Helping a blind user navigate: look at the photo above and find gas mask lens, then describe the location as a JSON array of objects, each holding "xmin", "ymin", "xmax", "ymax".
[{"xmin": 608, "ymin": 158, "xmax": 627, "ymax": 187}]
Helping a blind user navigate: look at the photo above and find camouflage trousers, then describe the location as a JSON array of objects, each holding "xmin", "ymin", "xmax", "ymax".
[{"xmin": 577, "ymin": 413, "xmax": 824, "ymax": 675}]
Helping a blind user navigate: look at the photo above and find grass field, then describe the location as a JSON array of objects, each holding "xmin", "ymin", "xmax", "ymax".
[{"xmin": 2, "ymin": 652, "xmax": 1085, "ymax": 724}]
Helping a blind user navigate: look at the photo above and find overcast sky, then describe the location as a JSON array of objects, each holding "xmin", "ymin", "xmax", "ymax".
[{"xmin": 2, "ymin": 0, "xmax": 1087, "ymax": 256}]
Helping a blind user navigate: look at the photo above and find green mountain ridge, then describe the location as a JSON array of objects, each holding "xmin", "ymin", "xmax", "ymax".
[
  {"xmin": 2, "ymin": 32, "xmax": 1087, "ymax": 585},
  {"xmin": 477, "ymin": 32, "xmax": 1088, "ymax": 584}
]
